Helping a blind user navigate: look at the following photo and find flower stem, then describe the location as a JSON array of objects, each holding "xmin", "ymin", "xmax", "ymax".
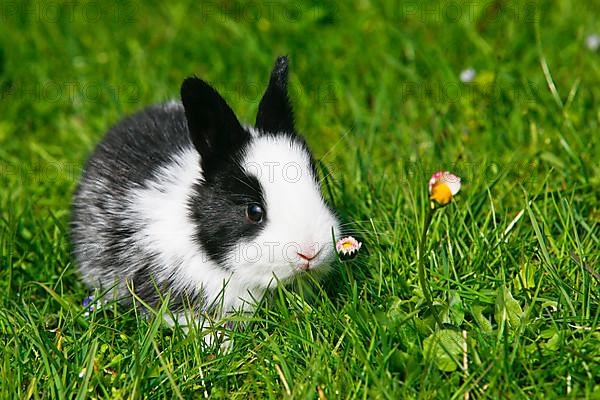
[{"xmin": 417, "ymin": 203, "xmax": 441, "ymax": 325}]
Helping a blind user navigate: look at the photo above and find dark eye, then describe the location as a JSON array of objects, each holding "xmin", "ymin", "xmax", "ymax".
[{"xmin": 245, "ymin": 203, "xmax": 264, "ymax": 223}]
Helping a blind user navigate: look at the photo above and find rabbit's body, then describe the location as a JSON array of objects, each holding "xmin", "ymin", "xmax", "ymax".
[{"xmin": 71, "ymin": 57, "xmax": 340, "ymax": 319}]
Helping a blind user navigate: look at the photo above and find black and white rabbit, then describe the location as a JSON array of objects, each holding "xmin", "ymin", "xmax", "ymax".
[{"xmin": 71, "ymin": 56, "xmax": 340, "ymax": 324}]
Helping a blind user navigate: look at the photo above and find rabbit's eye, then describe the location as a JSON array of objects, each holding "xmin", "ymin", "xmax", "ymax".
[{"xmin": 246, "ymin": 203, "xmax": 264, "ymax": 224}]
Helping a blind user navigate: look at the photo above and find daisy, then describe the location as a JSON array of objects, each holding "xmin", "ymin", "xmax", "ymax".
[
  {"xmin": 429, "ymin": 171, "xmax": 461, "ymax": 206},
  {"xmin": 336, "ymin": 236, "xmax": 362, "ymax": 260},
  {"xmin": 460, "ymin": 68, "xmax": 476, "ymax": 83},
  {"xmin": 586, "ymin": 33, "xmax": 600, "ymax": 51}
]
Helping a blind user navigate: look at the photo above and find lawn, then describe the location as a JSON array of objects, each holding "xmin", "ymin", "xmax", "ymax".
[{"xmin": 1, "ymin": 0, "xmax": 599, "ymax": 398}]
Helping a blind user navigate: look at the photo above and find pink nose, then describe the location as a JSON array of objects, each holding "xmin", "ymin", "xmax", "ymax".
[{"xmin": 297, "ymin": 252, "xmax": 317, "ymax": 261}]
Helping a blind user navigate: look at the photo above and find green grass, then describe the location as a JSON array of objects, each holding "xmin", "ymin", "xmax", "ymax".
[{"xmin": 1, "ymin": 0, "xmax": 599, "ymax": 398}]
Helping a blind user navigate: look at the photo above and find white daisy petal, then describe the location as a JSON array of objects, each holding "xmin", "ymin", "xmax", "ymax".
[
  {"xmin": 428, "ymin": 171, "xmax": 462, "ymax": 206},
  {"xmin": 460, "ymin": 68, "xmax": 476, "ymax": 83},
  {"xmin": 440, "ymin": 173, "xmax": 461, "ymax": 195},
  {"xmin": 586, "ymin": 34, "xmax": 600, "ymax": 51}
]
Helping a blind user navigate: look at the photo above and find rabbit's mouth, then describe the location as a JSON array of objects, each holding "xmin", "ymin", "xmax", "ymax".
[{"xmin": 295, "ymin": 248, "xmax": 325, "ymax": 271}]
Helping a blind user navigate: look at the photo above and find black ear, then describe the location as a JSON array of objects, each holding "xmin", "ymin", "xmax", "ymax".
[
  {"xmin": 255, "ymin": 56, "xmax": 295, "ymax": 134},
  {"xmin": 181, "ymin": 77, "xmax": 249, "ymax": 175}
]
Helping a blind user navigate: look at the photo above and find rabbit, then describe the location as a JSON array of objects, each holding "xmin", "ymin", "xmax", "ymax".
[{"xmin": 71, "ymin": 56, "xmax": 341, "ymax": 328}]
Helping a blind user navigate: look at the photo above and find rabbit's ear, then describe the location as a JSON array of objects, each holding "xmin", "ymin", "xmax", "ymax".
[
  {"xmin": 181, "ymin": 77, "xmax": 249, "ymax": 174},
  {"xmin": 255, "ymin": 56, "xmax": 295, "ymax": 134}
]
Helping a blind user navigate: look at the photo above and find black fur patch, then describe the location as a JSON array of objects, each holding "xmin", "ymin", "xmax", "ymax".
[
  {"xmin": 189, "ymin": 153, "xmax": 266, "ymax": 266},
  {"xmin": 255, "ymin": 56, "xmax": 295, "ymax": 134},
  {"xmin": 181, "ymin": 77, "xmax": 250, "ymax": 178}
]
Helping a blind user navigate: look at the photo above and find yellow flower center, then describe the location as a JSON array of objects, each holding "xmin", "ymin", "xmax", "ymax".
[
  {"xmin": 430, "ymin": 182, "xmax": 453, "ymax": 205},
  {"xmin": 341, "ymin": 242, "xmax": 354, "ymax": 251}
]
